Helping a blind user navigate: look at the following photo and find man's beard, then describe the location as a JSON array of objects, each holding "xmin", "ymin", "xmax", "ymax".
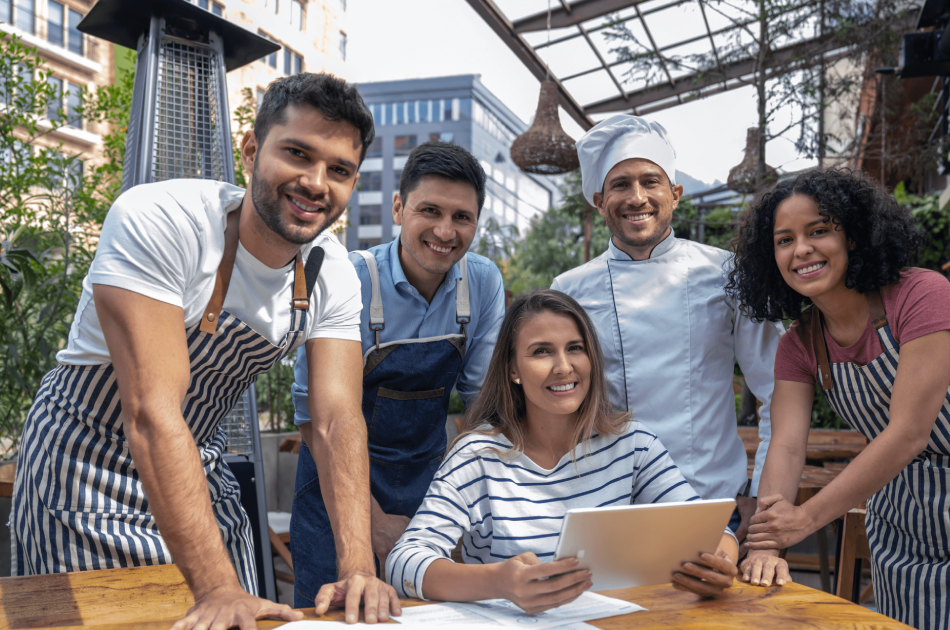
[
  {"xmin": 251, "ymin": 162, "xmax": 342, "ymax": 245},
  {"xmin": 605, "ymin": 205, "xmax": 671, "ymax": 250}
]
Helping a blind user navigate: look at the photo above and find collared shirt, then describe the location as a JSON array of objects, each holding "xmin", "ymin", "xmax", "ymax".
[
  {"xmin": 292, "ymin": 237, "xmax": 506, "ymax": 425},
  {"xmin": 552, "ymin": 230, "xmax": 784, "ymax": 498}
]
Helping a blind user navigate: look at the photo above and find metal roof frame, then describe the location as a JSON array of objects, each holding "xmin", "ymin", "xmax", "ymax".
[{"xmin": 466, "ymin": 0, "xmax": 848, "ymax": 130}]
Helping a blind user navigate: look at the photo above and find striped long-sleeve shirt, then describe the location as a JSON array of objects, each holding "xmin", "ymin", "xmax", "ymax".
[{"xmin": 386, "ymin": 421, "xmax": 708, "ymax": 599}]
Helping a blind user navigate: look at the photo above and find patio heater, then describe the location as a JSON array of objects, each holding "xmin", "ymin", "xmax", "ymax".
[{"xmin": 77, "ymin": 0, "xmax": 281, "ymax": 601}]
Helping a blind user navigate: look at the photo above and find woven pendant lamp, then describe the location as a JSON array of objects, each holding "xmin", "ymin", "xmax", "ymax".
[{"xmin": 510, "ymin": 81, "xmax": 580, "ymax": 175}]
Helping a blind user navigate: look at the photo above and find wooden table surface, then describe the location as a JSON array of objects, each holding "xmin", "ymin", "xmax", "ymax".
[{"xmin": 0, "ymin": 564, "xmax": 911, "ymax": 630}]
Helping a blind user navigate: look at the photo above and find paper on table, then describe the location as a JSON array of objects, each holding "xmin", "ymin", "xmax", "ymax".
[
  {"xmin": 391, "ymin": 602, "xmax": 499, "ymax": 625},
  {"xmin": 451, "ymin": 592, "xmax": 644, "ymax": 629},
  {"xmin": 277, "ymin": 620, "xmax": 499, "ymax": 629}
]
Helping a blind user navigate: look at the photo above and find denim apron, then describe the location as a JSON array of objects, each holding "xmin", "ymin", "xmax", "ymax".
[
  {"xmin": 812, "ymin": 291, "xmax": 950, "ymax": 629},
  {"xmin": 291, "ymin": 252, "xmax": 469, "ymax": 606},
  {"xmin": 10, "ymin": 208, "xmax": 322, "ymax": 594}
]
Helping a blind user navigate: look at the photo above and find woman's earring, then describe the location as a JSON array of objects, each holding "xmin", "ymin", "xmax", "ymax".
[{"xmin": 514, "ymin": 378, "xmax": 521, "ymax": 385}]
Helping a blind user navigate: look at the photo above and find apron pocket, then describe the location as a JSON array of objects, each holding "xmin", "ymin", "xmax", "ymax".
[{"xmin": 369, "ymin": 388, "xmax": 447, "ymax": 454}]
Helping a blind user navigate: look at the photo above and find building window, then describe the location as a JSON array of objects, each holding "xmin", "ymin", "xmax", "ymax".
[
  {"xmin": 256, "ymin": 88, "xmax": 265, "ymax": 111},
  {"xmin": 46, "ymin": 1, "xmax": 62, "ymax": 46},
  {"xmin": 365, "ymin": 137, "xmax": 382, "ymax": 159},
  {"xmin": 212, "ymin": 3, "xmax": 222, "ymax": 16},
  {"xmin": 394, "ymin": 135, "xmax": 416, "ymax": 157},
  {"xmin": 264, "ymin": 0, "xmax": 278, "ymax": 14},
  {"xmin": 359, "ymin": 239, "xmax": 380, "ymax": 250},
  {"xmin": 359, "ymin": 204, "xmax": 381, "ymax": 225},
  {"xmin": 66, "ymin": 82, "xmax": 81, "ymax": 129},
  {"xmin": 429, "ymin": 132, "xmax": 453, "ymax": 143},
  {"xmin": 283, "ymin": 48, "xmax": 292, "ymax": 75},
  {"xmin": 0, "ymin": 0, "xmax": 9, "ymax": 25},
  {"xmin": 13, "ymin": 0, "xmax": 34, "ymax": 34},
  {"xmin": 67, "ymin": 7, "xmax": 82, "ymax": 56},
  {"xmin": 290, "ymin": 0, "xmax": 303, "ymax": 30},
  {"xmin": 361, "ymin": 171, "xmax": 382, "ymax": 192},
  {"xmin": 197, "ymin": 0, "xmax": 207, "ymax": 8},
  {"xmin": 338, "ymin": 31, "xmax": 346, "ymax": 60},
  {"xmin": 258, "ymin": 31, "xmax": 277, "ymax": 68},
  {"xmin": 336, "ymin": 0, "xmax": 346, "ymax": 11},
  {"xmin": 283, "ymin": 49, "xmax": 303, "ymax": 75},
  {"xmin": 293, "ymin": 53, "xmax": 303, "ymax": 74},
  {"xmin": 46, "ymin": 75, "xmax": 62, "ymax": 121}
]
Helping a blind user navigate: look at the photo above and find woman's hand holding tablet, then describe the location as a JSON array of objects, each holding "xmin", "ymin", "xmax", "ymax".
[
  {"xmin": 493, "ymin": 552, "xmax": 592, "ymax": 615},
  {"xmin": 672, "ymin": 544, "xmax": 739, "ymax": 597}
]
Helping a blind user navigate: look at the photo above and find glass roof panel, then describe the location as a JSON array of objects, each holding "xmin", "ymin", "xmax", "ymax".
[
  {"xmin": 591, "ymin": 16, "xmax": 653, "ymax": 64},
  {"xmin": 523, "ymin": 25, "xmax": 582, "ymax": 48},
  {"xmin": 542, "ymin": 37, "xmax": 603, "ymax": 79},
  {"xmin": 642, "ymin": 3, "xmax": 710, "ymax": 49},
  {"xmin": 492, "ymin": 0, "xmax": 551, "ymax": 22},
  {"xmin": 562, "ymin": 69, "xmax": 623, "ymax": 107}
]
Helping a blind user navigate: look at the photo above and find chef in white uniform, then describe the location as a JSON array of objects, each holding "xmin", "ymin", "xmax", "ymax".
[{"xmin": 552, "ymin": 115, "xmax": 785, "ymax": 540}]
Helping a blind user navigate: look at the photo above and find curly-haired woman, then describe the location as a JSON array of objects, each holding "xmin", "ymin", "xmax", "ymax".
[{"xmin": 727, "ymin": 168, "xmax": 950, "ymax": 629}]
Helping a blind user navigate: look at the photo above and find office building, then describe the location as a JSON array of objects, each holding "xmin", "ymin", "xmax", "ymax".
[
  {"xmin": 348, "ymin": 75, "xmax": 562, "ymax": 251},
  {"xmin": 1, "ymin": 0, "xmax": 114, "ymax": 168}
]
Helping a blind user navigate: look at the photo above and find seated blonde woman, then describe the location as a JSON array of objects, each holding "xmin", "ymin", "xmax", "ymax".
[{"xmin": 386, "ymin": 289, "xmax": 769, "ymax": 613}]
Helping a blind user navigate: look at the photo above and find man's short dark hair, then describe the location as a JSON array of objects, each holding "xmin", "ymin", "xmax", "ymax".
[
  {"xmin": 399, "ymin": 141, "xmax": 486, "ymax": 212},
  {"xmin": 254, "ymin": 73, "xmax": 375, "ymax": 162}
]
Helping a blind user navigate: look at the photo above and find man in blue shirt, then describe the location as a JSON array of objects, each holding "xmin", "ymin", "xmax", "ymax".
[{"xmin": 290, "ymin": 141, "xmax": 506, "ymax": 606}]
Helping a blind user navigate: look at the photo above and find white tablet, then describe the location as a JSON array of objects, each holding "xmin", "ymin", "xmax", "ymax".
[{"xmin": 552, "ymin": 498, "xmax": 736, "ymax": 591}]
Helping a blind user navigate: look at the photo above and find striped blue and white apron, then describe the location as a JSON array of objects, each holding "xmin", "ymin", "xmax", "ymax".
[
  {"xmin": 812, "ymin": 292, "xmax": 950, "ymax": 629},
  {"xmin": 9, "ymin": 209, "xmax": 315, "ymax": 594}
]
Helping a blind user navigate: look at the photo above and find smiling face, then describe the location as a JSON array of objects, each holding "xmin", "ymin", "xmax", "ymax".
[
  {"xmin": 509, "ymin": 311, "xmax": 592, "ymax": 425},
  {"xmin": 393, "ymin": 174, "xmax": 479, "ymax": 287},
  {"xmin": 242, "ymin": 104, "xmax": 362, "ymax": 246},
  {"xmin": 773, "ymin": 194, "xmax": 852, "ymax": 299},
  {"xmin": 593, "ymin": 158, "xmax": 683, "ymax": 260}
]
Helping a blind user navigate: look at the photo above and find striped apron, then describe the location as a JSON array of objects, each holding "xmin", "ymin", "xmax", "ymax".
[
  {"xmin": 812, "ymin": 291, "xmax": 950, "ymax": 629},
  {"xmin": 9, "ymin": 209, "xmax": 316, "ymax": 594}
]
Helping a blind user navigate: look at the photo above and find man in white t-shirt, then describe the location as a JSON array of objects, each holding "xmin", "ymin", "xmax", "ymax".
[{"xmin": 10, "ymin": 74, "xmax": 399, "ymax": 628}]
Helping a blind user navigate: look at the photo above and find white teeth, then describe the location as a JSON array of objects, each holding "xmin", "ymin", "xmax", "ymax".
[
  {"xmin": 548, "ymin": 383, "xmax": 576, "ymax": 392},
  {"xmin": 427, "ymin": 242, "xmax": 452, "ymax": 253},
  {"xmin": 796, "ymin": 262, "xmax": 826, "ymax": 275},
  {"xmin": 626, "ymin": 213, "xmax": 650, "ymax": 221},
  {"xmin": 289, "ymin": 196, "xmax": 319, "ymax": 212}
]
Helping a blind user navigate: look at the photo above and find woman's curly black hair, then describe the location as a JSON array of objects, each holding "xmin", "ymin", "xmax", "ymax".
[{"xmin": 725, "ymin": 168, "xmax": 925, "ymax": 322}]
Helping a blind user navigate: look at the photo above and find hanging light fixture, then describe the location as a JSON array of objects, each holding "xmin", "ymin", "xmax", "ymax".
[{"xmin": 510, "ymin": 1, "xmax": 580, "ymax": 175}]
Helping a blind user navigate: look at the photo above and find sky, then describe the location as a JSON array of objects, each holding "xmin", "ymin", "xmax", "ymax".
[{"xmin": 345, "ymin": 0, "xmax": 818, "ymax": 187}]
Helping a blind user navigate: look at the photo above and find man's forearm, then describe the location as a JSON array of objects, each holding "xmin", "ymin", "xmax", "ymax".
[
  {"xmin": 126, "ymin": 410, "xmax": 238, "ymax": 597},
  {"xmin": 303, "ymin": 416, "xmax": 374, "ymax": 577}
]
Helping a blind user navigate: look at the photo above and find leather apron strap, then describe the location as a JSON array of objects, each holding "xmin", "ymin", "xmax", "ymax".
[
  {"xmin": 811, "ymin": 290, "xmax": 887, "ymax": 391},
  {"xmin": 200, "ymin": 209, "xmax": 310, "ymax": 335}
]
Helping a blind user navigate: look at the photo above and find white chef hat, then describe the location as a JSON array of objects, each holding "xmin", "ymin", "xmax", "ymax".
[{"xmin": 576, "ymin": 114, "xmax": 677, "ymax": 206}]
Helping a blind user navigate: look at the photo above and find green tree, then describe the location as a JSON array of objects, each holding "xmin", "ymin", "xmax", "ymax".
[
  {"xmin": 1, "ymin": 35, "xmax": 131, "ymax": 457},
  {"xmin": 513, "ymin": 170, "xmax": 611, "ymax": 291}
]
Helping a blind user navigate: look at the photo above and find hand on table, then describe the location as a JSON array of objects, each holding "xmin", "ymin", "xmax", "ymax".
[
  {"xmin": 171, "ymin": 583, "xmax": 302, "ymax": 630},
  {"xmin": 671, "ymin": 545, "xmax": 738, "ymax": 598},
  {"xmin": 734, "ymin": 495, "xmax": 757, "ymax": 544},
  {"xmin": 314, "ymin": 571, "xmax": 401, "ymax": 624},
  {"xmin": 495, "ymin": 552, "xmax": 592, "ymax": 615},
  {"xmin": 746, "ymin": 494, "xmax": 815, "ymax": 551},
  {"xmin": 740, "ymin": 550, "xmax": 791, "ymax": 587},
  {"xmin": 371, "ymin": 511, "xmax": 411, "ymax": 570}
]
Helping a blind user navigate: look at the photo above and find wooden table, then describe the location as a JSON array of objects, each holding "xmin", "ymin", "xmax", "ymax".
[
  {"xmin": 0, "ymin": 564, "xmax": 912, "ymax": 629},
  {"xmin": 739, "ymin": 427, "xmax": 868, "ymax": 462}
]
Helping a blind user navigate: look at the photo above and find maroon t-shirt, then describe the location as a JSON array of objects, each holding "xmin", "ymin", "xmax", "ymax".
[{"xmin": 776, "ymin": 268, "xmax": 950, "ymax": 384}]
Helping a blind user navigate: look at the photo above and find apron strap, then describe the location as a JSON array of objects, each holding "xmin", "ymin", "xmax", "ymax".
[
  {"xmin": 200, "ymin": 209, "xmax": 241, "ymax": 334},
  {"xmin": 867, "ymin": 290, "xmax": 888, "ymax": 330},
  {"xmin": 355, "ymin": 250, "xmax": 385, "ymax": 351},
  {"xmin": 291, "ymin": 247, "xmax": 324, "ymax": 312},
  {"xmin": 456, "ymin": 255, "xmax": 471, "ymax": 325},
  {"xmin": 810, "ymin": 306, "xmax": 834, "ymax": 392}
]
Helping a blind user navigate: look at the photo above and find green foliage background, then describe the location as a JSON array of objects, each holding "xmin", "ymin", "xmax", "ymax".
[{"xmin": 1, "ymin": 36, "xmax": 133, "ymax": 457}]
